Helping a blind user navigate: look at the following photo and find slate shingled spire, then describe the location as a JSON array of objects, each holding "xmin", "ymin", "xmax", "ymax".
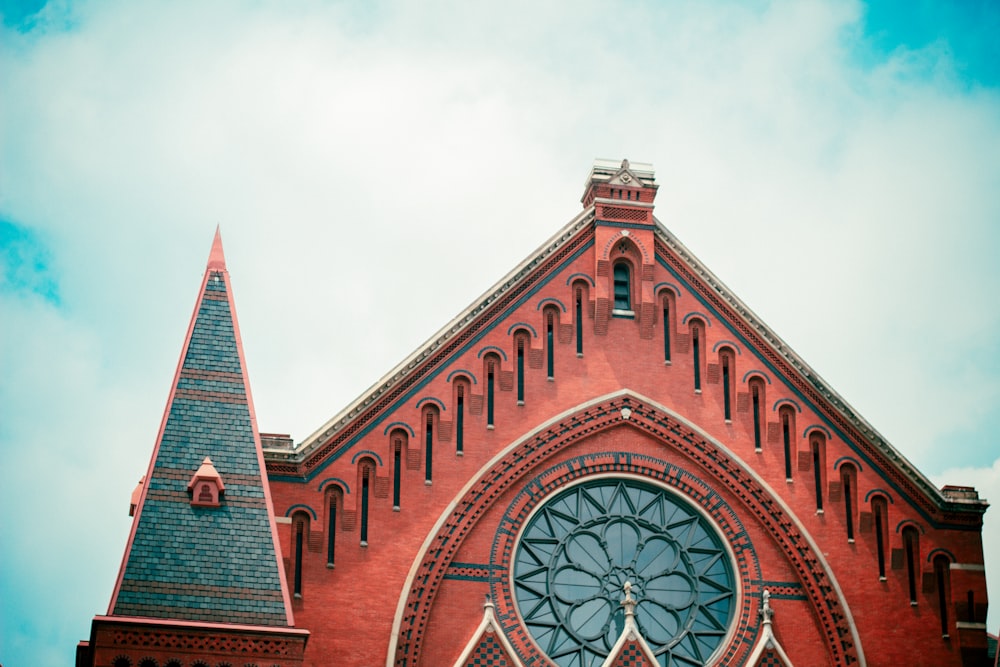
[{"xmin": 108, "ymin": 230, "xmax": 294, "ymax": 626}]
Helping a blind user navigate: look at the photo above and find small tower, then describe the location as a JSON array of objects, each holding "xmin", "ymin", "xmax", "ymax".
[{"xmin": 584, "ymin": 159, "xmax": 660, "ymax": 339}]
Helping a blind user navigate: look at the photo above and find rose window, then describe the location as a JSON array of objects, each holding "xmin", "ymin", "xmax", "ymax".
[{"xmin": 512, "ymin": 478, "xmax": 736, "ymax": 667}]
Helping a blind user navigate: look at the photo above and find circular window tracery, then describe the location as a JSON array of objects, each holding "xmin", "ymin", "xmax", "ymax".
[{"xmin": 512, "ymin": 478, "xmax": 736, "ymax": 667}]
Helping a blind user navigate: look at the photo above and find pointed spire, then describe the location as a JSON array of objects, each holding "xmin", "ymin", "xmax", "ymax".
[
  {"xmin": 107, "ymin": 231, "xmax": 294, "ymax": 626},
  {"xmin": 207, "ymin": 225, "xmax": 226, "ymax": 270}
]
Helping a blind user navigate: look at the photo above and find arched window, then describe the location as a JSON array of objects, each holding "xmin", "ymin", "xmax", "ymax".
[
  {"xmin": 484, "ymin": 355, "xmax": 499, "ymax": 429},
  {"xmin": 691, "ymin": 322, "xmax": 702, "ymax": 392},
  {"xmin": 138, "ymin": 658, "xmax": 157, "ymax": 667},
  {"xmin": 661, "ymin": 292, "xmax": 675, "ymax": 363},
  {"xmin": 840, "ymin": 464, "xmax": 857, "ymax": 542},
  {"xmin": 358, "ymin": 458, "xmax": 375, "ymax": 546},
  {"xmin": 390, "ymin": 430, "xmax": 405, "ymax": 509},
  {"xmin": 544, "ymin": 308, "xmax": 557, "ymax": 379},
  {"xmin": 453, "ymin": 379, "xmax": 469, "ymax": 456},
  {"xmin": 934, "ymin": 554, "xmax": 951, "ymax": 637},
  {"xmin": 719, "ymin": 348, "xmax": 734, "ymax": 421},
  {"xmin": 810, "ymin": 433, "xmax": 826, "ymax": 513},
  {"xmin": 514, "ymin": 331, "xmax": 529, "ymax": 405},
  {"xmin": 748, "ymin": 378, "xmax": 765, "ymax": 452},
  {"xmin": 291, "ymin": 511, "xmax": 310, "ymax": 598},
  {"xmin": 326, "ymin": 485, "xmax": 343, "ymax": 567},
  {"xmin": 872, "ymin": 495, "xmax": 888, "ymax": 580},
  {"xmin": 612, "ymin": 262, "xmax": 631, "ymax": 312},
  {"xmin": 903, "ymin": 526, "xmax": 920, "ymax": 605},
  {"xmin": 779, "ymin": 406, "xmax": 795, "ymax": 480},
  {"xmin": 422, "ymin": 409, "xmax": 436, "ymax": 485},
  {"xmin": 112, "ymin": 659, "xmax": 131, "ymax": 667},
  {"xmin": 574, "ymin": 284, "xmax": 586, "ymax": 356}
]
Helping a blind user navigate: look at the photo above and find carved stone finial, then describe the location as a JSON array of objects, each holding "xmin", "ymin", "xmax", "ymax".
[
  {"xmin": 760, "ymin": 589, "xmax": 774, "ymax": 624},
  {"xmin": 621, "ymin": 581, "xmax": 637, "ymax": 618},
  {"xmin": 483, "ymin": 594, "xmax": 494, "ymax": 610}
]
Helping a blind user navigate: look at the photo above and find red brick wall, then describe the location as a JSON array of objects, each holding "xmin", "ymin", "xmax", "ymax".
[{"xmin": 268, "ymin": 218, "xmax": 987, "ymax": 666}]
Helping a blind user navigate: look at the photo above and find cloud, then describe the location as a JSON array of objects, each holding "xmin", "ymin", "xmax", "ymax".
[{"xmin": 1, "ymin": 1, "xmax": 998, "ymax": 663}]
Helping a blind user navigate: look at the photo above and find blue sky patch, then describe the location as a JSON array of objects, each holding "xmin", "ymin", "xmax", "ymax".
[
  {"xmin": 860, "ymin": 0, "xmax": 1000, "ymax": 87},
  {"xmin": 0, "ymin": 219, "xmax": 61, "ymax": 305}
]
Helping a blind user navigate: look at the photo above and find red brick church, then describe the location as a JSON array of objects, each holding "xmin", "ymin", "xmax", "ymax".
[{"xmin": 77, "ymin": 160, "xmax": 992, "ymax": 666}]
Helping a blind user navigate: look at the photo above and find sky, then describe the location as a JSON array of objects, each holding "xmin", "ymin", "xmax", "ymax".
[{"xmin": 1, "ymin": 0, "xmax": 998, "ymax": 664}]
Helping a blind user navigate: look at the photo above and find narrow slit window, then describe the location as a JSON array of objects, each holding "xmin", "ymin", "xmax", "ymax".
[
  {"xmin": 456, "ymin": 386, "xmax": 465, "ymax": 455},
  {"xmin": 662, "ymin": 299, "xmax": 671, "ymax": 362},
  {"xmin": 904, "ymin": 527, "xmax": 918, "ymax": 604},
  {"xmin": 516, "ymin": 338, "xmax": 525, "ymax": 403},
  {"xmin": 360, "ymin": 468, "xmax": 370, "ymax": 546},
  {"xmin": 782, "ymin": 411, "xmax": 793, "ymax": 480},
  {"xmin": 751, "ymin": 385, "xmax": 762, "ymax": 450},
  {"xmin": 575, "ymin": 289, "xmax": 583, "ymax": 355},
  {"xmin": 935, "ymin": 556, "xmax": 950, "ymax": 637},
  {"xmin": 613, "ymin": 263, "xmax": 631, "ymax": 311},
  {"xmin": 843, "ymin": 467, "xmax": 854, "ymax": 541},
  {"xmin": 546, "ymin": 313, "xmax": 554, "ymax": 379},
  {"xmin": 327, "ymin": 495, "xmax": 337, "ymax": 567},
  {"xmin": 722, "ymin": 355, "xmax": 732, "ymax": 420},
  {"xmin": 812, "ymin": 438, "xmax": 824, "ymax": 512},
  {"xmin": 487, "ymin": 362, "xmax": 495, "ymax": 427},
  {"xmin": 293, "ymin": 517, "xmax": 305, "ymax": 598},
  {"xmin": 692, "ymin": 326, "xmax": 701, "ymax": 391},
  {"xmin": 393, "ymin": 439, "xmax": 402, "ymax": 509},
  {"xmin": 874, "ymin": 498, "xmax": 887, "ymax": 580},
  {"xmin": 424, "ymin": 414, "xmax": 433, "ymax": 483}
]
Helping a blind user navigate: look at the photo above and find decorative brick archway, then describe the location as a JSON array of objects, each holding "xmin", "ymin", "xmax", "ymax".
[{"xmin": 389, "ymin": 392, "xmax": 863, "ymax": 667}]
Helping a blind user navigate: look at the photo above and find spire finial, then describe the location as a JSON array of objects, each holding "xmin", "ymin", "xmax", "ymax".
[
  {"xmin": 207, "ymin": 226, "xmax": 226, "ymax": 270},
  {"xmin": 621, "ymin": 581, "xmax": 637, "ymax": 618},
  {"xmin": 760, "ymin": 589, "xmax": 774, "ymax": 625}
]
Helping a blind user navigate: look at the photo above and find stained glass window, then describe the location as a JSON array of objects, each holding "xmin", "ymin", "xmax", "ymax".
[{"xmin": 513, "ymin": 478, "xmax": 735, "ymax": 667}]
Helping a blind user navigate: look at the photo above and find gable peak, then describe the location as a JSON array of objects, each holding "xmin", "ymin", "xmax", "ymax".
[{"xmin": 207, "ymin": 226, "xmax": 227, "ymax": 271}]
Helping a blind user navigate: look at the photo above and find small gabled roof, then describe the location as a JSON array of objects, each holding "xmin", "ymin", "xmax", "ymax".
[
  {"xmin": 452, "ymin": 596, "xmax": 523, "ymax": 667},
  {"xmin": 109, "ymin": 231, "xmax": 294, "ymax": 627}
]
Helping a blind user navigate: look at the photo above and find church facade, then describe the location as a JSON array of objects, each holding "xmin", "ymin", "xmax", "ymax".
[{"xmin": 79, "ymin": 160, "xmax": 991, "ymax": 666}]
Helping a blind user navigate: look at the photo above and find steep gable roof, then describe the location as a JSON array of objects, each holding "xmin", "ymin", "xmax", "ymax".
[
  {"xmin": 110, "ymin": 229, "xmax": 294, "ymax": 626},
  {"xmin": 264, "ymin": 160, "xmax": 985, "ymax": 527}
]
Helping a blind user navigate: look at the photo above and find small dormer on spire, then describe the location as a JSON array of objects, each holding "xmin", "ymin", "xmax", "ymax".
[
  {"xmin": 187, "ymin": 456, "xmax": 225, "ymax": 507},
  {"xmin": 128, "ymin": 476, "xmax": 145, "ymax": 517},
  {"xmin": 581, "ymin": 158, "xmax": 658, "ymax": 224}
]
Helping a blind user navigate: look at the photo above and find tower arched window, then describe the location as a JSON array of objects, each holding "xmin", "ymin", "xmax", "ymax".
[{"xmin": 612, "ymin": 262, "xmax": 632, "ymax": 313}]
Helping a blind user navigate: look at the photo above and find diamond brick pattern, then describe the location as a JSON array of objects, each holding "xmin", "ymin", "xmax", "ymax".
[
  {"xmin": 113, "ymin": 271, "xmax": 288, "ymax": 626},
  {"xmin": 465, "ymin": 633, "xmax": 511, "ymax": 667},
  {"xmin": 607, "ymin": 640, "xmax": 652, "ymax": 667}
]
